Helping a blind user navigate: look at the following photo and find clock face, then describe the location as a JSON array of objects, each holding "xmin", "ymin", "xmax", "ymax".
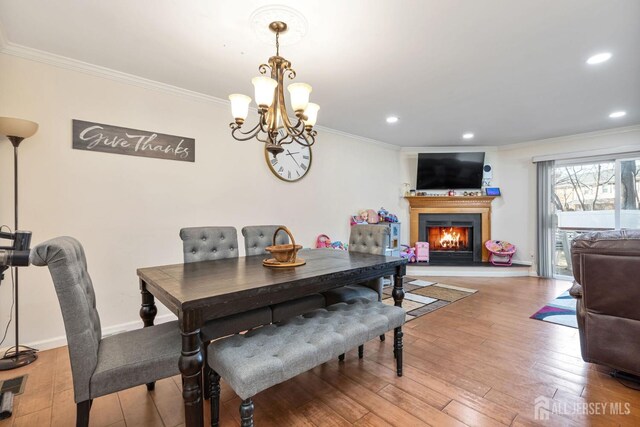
[{"xmin": 265, "ymin": 145, "xmax": 312, "ymax": 182}]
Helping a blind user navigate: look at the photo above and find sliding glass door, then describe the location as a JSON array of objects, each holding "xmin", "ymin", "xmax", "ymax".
[{"xmin": 551, "ymin": 156, "xmax": 639, "ymax": 278}]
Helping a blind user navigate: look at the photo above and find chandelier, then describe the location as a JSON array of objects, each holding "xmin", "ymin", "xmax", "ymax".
[{"xmin": 228, "ymin": 21, "xmax": 319, "ymax": 157}]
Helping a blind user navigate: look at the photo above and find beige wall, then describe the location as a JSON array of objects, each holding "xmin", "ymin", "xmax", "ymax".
[{"xmin": 0, "ymin": 53, "xmax": 402, "ymax": 348}]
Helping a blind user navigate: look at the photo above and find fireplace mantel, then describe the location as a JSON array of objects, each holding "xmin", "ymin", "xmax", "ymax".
[{"xmin": 405, "ymin": 196, "xmax": 497, "ymax": 262}]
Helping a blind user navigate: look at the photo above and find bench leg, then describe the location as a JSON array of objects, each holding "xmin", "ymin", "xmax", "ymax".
[
  {"xmin": 394, "ymin": 326, "xmax": 403, "ymax": 377},
  {"xmin": 358, "ymin": 345, "xmax": 364, "ymax": 359},
  {"xmin": 240, "ymin": 398, "xmax": 254, "ymax": 427},
  {"xmin": 380, "ymin": 334, "xmax": 385, "ymax": 342},
  {"xmin": 210, "ymin": 370, "xmax": 221, "ymax": 427},
  {"xmin": 76, "ymin": 400, "xmax": 91, "ymax": 427},
  {"xmin": 338, "ymin": 353, "xmax": 345, "ymax": 362}
]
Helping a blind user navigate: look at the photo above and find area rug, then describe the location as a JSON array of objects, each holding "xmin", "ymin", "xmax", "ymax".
[
  {"xmin": 530, "ymin": 290, "xmax": 578, "ymax": 328},
  {"xmin": 382, "ymin": 277, "xmax": 477, "ymax": 323}
]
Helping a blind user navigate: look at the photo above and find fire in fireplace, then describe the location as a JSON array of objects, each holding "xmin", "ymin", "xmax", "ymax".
[{"xmin": 428, "ymin": 226, "xmax": 471, "ymax": 252}]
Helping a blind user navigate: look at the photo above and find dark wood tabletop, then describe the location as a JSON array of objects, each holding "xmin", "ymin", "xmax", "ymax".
[
  {"xmin": 136, "ymin": 248, "xmax": 407, "ymax": 427},
  {"xmin": 137, "ymin": 248, "xmax": 406, "ymax": 317}
]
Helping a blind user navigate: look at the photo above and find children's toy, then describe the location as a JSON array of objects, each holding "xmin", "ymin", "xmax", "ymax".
[
  {"xmin": 378, "ymin": 207, "xmax": 399, "ymax": 223},
  {"xmin": 400, "ymin": 245, "xmax": 417, "ymax": 263},
  {"xmin": 350, "ymin": 215, "xmax": 368, "ymax": 226},
  {"xmin": 415, "ymin": 242, "xmax": 429, "ymax": 262},
  {"xmin": 484, "ymin": 240, "xmax": 517, "ymax": 266},
  {"xmin": 330, "ymin": 241, "xmax": 348, "ymax": 251},
  {"xmin": 359, "ymin": 209, "xmax": 380, "ymax": 224},
  {"xmin": 316, "ymin": 234, "xmax": 332, "ymax": 248}
]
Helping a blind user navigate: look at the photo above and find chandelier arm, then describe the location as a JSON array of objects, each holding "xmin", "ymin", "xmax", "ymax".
[
  {"xmin": 285, "ymin": 66, "xmax": 296, "ymax": 80},
  {"xmin": 259, "ymin": 63, "xmax": 270, "ymax": 75},
  {"xmin": 230, "ymin": 122, "xmax": 265, "ymax": 142},
  {"xmin": 292, "ymin": 131, "xmax": 316, "ymax": 147}
]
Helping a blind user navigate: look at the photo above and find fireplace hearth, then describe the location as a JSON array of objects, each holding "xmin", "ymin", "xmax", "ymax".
[{"xmin": 419, "ymin": 213, "xmax": 482, "ymax": 262}]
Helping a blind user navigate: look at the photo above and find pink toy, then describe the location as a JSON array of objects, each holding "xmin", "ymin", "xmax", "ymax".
[
  {"xmin": 415, "ymin": 242, "xmax": 429, "ymax": 262},
  {"xmin": 400, "ymin": 245, "xmax": 417, "ymax": 263},
  {"xmin": 316, "ymin": 234, "xmax": 332, "ymax": 248},
  {"xmin": 485, "ymin": 240, "xmax": 517, "ymax": 266}
]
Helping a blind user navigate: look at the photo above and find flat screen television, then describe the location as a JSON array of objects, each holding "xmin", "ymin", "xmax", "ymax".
[{"xmin": 417, "ymin": 152, "xmax": 485, "ymax": 189}]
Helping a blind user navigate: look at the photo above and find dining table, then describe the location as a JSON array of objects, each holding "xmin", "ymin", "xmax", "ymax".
[{"xmin": 137, "ymin": 248, "xmax": 407, "ymax": 427}]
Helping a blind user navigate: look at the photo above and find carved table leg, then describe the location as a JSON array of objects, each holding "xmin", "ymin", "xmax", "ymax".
[
  {"xmin": 392, "ymin": 264, "xmax": 405, "ymax": 373},
  {"xmin": 140, "ymin": 279, "xmax": 158, "ymax": 391},
  {"xmin": 180, "ymin": 316, "xmax": 203, "ymax": 427},
  {"xmin": 240, "ymin": 398, "xmax": 254, "ymax": 427}
]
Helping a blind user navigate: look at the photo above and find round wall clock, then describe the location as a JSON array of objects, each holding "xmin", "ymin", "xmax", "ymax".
[{"xmin": 264, "ymin": 145, "xmax": 312, "ymax": 182}]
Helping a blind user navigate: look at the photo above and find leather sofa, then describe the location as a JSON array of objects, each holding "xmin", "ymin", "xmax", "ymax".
[{"xmin": 569, "ymin": 229, "xmax": 640, "ymax": 376}]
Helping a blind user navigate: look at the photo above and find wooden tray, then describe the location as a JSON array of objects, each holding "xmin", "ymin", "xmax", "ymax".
[{"xmin": 263, "ymin": 258, "xmax": 306, "ymax": 268}]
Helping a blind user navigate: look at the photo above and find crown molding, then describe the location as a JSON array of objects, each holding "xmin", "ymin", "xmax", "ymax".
[
  {"xmin": 0, "ymin": 41, "xmax": 229, "ymax": 106},
  {"xmin": 0, "ymin": 41, "xmax": 398, "ymax": 151},
  {"xmin": 497, "ymin": 125, "xmax": 640, "ymax": 152},
  {"xmin": 314, "ymin": 125, "xmax": 400, "ymax": 151}
]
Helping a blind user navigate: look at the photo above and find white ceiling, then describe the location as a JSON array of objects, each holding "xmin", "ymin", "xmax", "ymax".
[{"xmin": 0, "ymin": 0, "xmax": 638, "ymax": 147}]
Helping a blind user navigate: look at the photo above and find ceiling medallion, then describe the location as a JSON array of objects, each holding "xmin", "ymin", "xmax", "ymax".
[
  {"xmin": 249, "ymin": 5, "xmax": 308, "ymax": 47},
  {"xmin": 228, "ymin": 20, "xmax": 318, "ymax": 157}
]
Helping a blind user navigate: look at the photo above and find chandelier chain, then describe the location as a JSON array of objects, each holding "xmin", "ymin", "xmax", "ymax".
[{"xmin": 275, "ymin": 30, "xmax": 280, "ymax": 56}]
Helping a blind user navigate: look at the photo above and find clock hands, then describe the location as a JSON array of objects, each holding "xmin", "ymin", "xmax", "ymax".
[{"xmin": 285, "ymin": 150, "xmax": 301, "ymax": 168}]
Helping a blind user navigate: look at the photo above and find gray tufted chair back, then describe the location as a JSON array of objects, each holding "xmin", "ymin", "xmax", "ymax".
[
  {"xmin": 349, "ymin": 224, "xmax": 389, "ymax": 255},
  {"xmin": 242, "ymin": 225, "xmax": 290, "ymax": 256},
  {"xmin": 30, "ymin": 236, "xmax": 102, "ymax": 403},
  {"xmin": 180, "ymin": 226, "xmax": 238, "ymax": 263}
]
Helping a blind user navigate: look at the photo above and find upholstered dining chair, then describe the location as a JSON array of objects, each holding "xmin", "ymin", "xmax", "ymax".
[
  {"xmin": 31, "ymin": 237, "xmax": 182, "ymax": 427},
  {"xmin": 323, "ymin": 224, "xmax": 390, "ymax": 350},
  {"xmin": 179, "ymin": 226, "xmax": 272, "ymax": 397},
  {"xmin": 241, "ymin": 225, "xmax": 326, "ymax": 322}
]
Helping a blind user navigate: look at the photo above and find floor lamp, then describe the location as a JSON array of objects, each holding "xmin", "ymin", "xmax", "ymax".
[{"xmin": 0, "ymin": 117, "xmax": 39, "ymax": 370}]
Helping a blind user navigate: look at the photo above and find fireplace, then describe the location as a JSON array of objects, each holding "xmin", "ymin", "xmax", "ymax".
[{"xmin": 419, "ymin": 213, "xmax": 482, "ymax": 262}]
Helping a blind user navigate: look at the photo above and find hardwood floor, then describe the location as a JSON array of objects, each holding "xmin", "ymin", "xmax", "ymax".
[{"xmin": 1, "ymin": 276, "xmax": 639, "ymax": 426}]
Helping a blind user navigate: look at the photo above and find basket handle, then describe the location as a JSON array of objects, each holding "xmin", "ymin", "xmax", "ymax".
[{"xmin": 273, "ymin": 226, "xmax": 296, "ymax": 262}]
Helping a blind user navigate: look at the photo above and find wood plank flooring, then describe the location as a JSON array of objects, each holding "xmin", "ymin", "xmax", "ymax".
[{"xmin": 1, "ymin": 276, "xmax": 639, "ymax": 426}]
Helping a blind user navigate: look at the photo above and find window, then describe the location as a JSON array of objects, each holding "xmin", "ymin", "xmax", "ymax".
[{"xmin": 551, "ymin": 155, "xmax": 640, "ymax": 278}]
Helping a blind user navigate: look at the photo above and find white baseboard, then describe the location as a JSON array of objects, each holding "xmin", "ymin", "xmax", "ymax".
[{"xmin": 0, "ymin": 313, "xmax": 177, "ymax": 354}]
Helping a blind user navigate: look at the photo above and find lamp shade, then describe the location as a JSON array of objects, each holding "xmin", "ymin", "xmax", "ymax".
[
  {"xmin": 0, "ymin": 117, "xmax": 39, "ymax": 139},
  {"xmin": 251, "ymin": 76, "xmax": 278, "ymax": 108},
  {"xmin": 303, "ymin": 103, "xmax": 320, "ymax": 127},
  {"xmin": 287, "ymin": 83, "xmax": 312, "ymax": 112},
  {"xmin": 229, "ymin": 94, "xmax": 252, "ymax": 121}
]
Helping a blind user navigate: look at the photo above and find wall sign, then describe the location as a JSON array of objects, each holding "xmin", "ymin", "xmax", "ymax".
[{"xmin": 72, "ymin": 120, "xmax": 195, "ymax": 162}]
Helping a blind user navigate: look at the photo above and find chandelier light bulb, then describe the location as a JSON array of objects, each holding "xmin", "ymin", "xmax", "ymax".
[
  {"xmin": 303, "ymin": 103, "xmax": 320, "ymax": 128},
  {"xmin": 288, "ymin": 83, "xmax": 312, "ymax": 115},
  {"xmin": 252, "ymin": 76, "xmax": 278, "ymax": 108},
  {"xmin": 229, "ymin": 94, "xmax": 252, "ymax": 123}
]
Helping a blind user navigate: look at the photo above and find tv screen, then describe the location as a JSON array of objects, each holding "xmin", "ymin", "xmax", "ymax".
[{"xmin": 417, "ymin": 152, "xmax": 485, "ymax": 190}]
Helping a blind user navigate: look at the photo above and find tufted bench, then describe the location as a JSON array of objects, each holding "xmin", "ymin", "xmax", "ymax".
[{"xmin": 207, "ymin": 299, "xmax": 405, "ymax": 426}]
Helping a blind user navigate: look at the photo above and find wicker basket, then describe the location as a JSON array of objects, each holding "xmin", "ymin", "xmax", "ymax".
[{"xmin": 264, "ymin": 226, "xmax": 302, "ymax": 263}]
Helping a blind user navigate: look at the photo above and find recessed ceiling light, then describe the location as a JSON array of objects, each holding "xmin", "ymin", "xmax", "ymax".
[
  {"xmin": 586, "ymin": 52, "xmax": 612, "ymax": 65},
  {"xmin": 462, "ymin": 133, "xmax": 474, "ymax": 140},
  {"xmin": 386, "ymin": 116, "xmax": 399, "ymax": 124},
  {"xmin": 609, "ymin": 111, "xmax": 626, "ymax": 118}
]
